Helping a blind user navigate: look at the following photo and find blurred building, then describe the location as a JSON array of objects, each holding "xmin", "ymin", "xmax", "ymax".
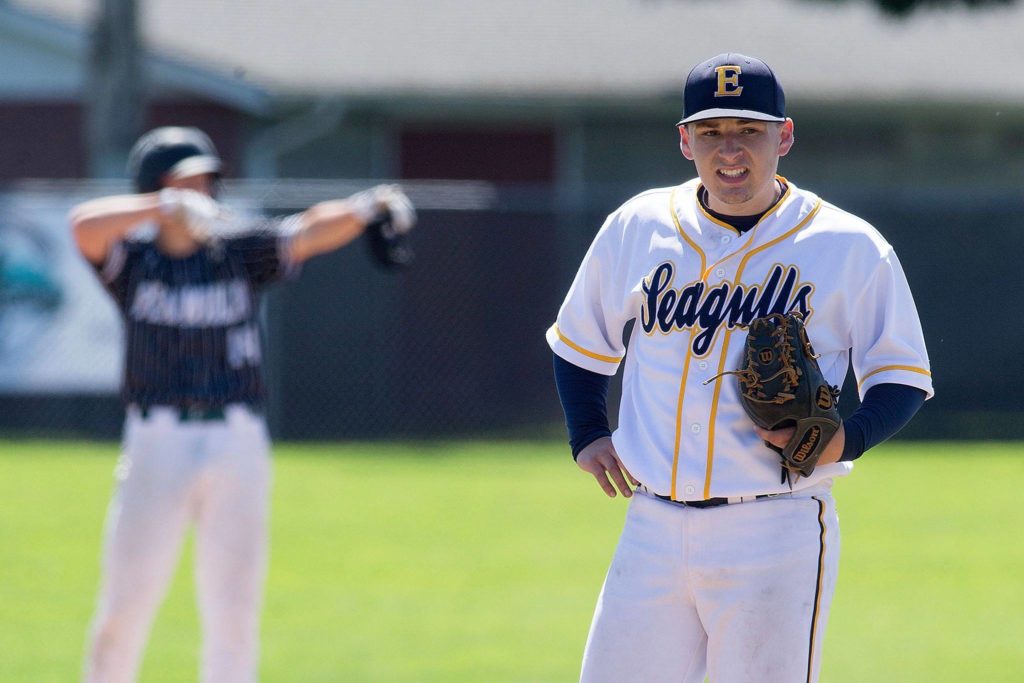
[
  {"xmin": 1, "ymin": 0, "xmax": 1022, "ymax": 439},
  {"xmin": 4, "ymin": 0, "xmax": 1024, "ymax": 187}
]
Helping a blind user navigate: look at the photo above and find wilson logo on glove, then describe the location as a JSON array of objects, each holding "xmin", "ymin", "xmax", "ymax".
[
  {"xmin": 792, "ymin": 426, "xmax": 821, "ymax": 464},
  {"xmin": 816, "ymin": 386, "xmax": 834, "ymax": 410},
  {"xmin": 704, "ymin": 311, "xmax": 841, "ymax": 485}
]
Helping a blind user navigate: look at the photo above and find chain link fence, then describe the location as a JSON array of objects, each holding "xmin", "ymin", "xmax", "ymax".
[
  {"xmin": 0, "ymin": 180, "xmax": 603, "ymax": 441},
  {"xmin": 0, "ymin": 179, "xmax": 1021, "ymax": 440}
]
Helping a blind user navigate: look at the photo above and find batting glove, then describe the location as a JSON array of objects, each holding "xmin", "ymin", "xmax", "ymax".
[
  {"xmin": 158, "ymin": 188, "xmax": 222, "ymax": 240},
  {"xmin": 349, "ymin": 184, "xmax": 417, "ymax": 237}
]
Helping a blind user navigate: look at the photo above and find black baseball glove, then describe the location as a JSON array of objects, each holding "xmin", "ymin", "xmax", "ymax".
[
  {"xmin": 366, "ymin": 212, "xmax": 415, "ymax": 269},
  {"xmin": 714, "ymin": 312, "xmax": 841, "ymax": 483},
  {"xmin": 351, "ymin": 184, "xmax": 417, "ymax": 269}
]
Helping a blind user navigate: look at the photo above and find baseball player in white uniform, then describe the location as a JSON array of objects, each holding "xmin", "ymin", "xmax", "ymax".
[
  {"xmin": 71, "ymin": 126, "xmax": 415, "ymax": 683},
  {"xmin": 548, "ymin": 54, "xmax": 933, "ymax": 682}
]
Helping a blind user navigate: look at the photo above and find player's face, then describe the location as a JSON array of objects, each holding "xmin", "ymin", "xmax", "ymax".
[
  {"xmin": 679, "ymin": 118, "xmax": 794, "ymax": 215},
  {"xmin": 164, "ymin": 172, "xmax": 217, "ymax": 197}
]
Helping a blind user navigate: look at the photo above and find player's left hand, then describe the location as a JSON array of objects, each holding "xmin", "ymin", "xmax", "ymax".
[
  {"xmin": 755, "ymin": 421, "xmax": 846, "ymax": 467},
  {"xmin": 372, "ymin": 184, "xmax": 416, "ymax": 237},
  {"xmin": 348, "ymin": 184, "xmax": 417, "ymax": 236},
  {"xmin": 347, "ymin": 184, "xmax": 418, "ymax": 269}
]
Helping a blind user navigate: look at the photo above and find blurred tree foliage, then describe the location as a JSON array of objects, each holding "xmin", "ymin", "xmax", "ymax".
[{"xmin": 811, "ymin": 0, "xmax": 1014, "ymax": 16}]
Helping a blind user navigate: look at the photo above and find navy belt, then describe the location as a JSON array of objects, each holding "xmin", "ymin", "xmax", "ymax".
[
  {"xmin": 652, "ymin": 493, "xmax": 776, "ymax": 508},
  {"xmin": 638, "ymin": 484, "xmax": 786, "ymax": 508},
  {"xmin": 138, "ymin": 405, "xmax": 226, "ymax": 422}
]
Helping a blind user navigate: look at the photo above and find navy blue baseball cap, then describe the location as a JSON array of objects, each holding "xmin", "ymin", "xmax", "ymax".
[{"xmin": 677, "ymin": 53, "xmax": 786, "ymax": 125}]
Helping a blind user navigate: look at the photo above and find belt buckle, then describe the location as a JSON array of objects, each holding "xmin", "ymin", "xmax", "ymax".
[{"xmin": 637, "ymin": 484, "xmax": 736, "ymax": 509}]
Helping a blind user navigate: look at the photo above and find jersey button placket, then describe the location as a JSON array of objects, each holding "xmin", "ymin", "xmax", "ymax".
[{"xmin": 678, "ymin": 352, "xmax": 711, "ymax": 501}]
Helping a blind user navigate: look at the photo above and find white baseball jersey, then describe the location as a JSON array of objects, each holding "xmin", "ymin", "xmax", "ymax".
[{"xmin": 547, "ymin": 177, "xmax": 933, "ymax": 500}]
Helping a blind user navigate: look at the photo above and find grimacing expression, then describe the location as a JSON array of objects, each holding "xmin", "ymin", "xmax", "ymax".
[{"xmin": 679, "ymin": 118, "xmax": 794, "ymax": 215}]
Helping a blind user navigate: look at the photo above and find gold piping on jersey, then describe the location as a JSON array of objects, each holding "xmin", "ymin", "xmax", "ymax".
[
  {"xmin": 695, "ymin": 175, "xmax": 792, "ymax": 237},
  {"xmin": 806, "ymin": 496, "xmax": 828, "ymax": 683},
  {"xmin": 702, "ymin": 199, "xmax": 823, "ymax": 498},
  {"xmin": 667, "ymin": 188, "xmax": 707, "ymax": 501},
  {"xmin": 857, "ymin": 365, "xmax": 932, "ymax": 390},
  {"xmin": 550, "ymin": 324, "xmax": 623, "ymax": 364}
]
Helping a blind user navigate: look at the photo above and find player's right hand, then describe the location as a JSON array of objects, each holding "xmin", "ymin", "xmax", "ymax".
[
  {"xmin": 576, "ymin": 436, "xmax": 638, "ymax": 499},
  {"xmin": 158, "ymin": 188, "xmax": 221, "ymax": 240}
]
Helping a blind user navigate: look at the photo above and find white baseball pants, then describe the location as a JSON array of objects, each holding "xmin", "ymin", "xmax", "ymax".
[
  {"xmin": 84, "ymin": 405, "xmax": 271, "ymax": 683},
  {"xmin": 580, "ymin": 485, "xmax": 840, "ymax": 683}
]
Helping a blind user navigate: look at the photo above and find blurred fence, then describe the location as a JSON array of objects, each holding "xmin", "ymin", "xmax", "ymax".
[{"xmin": 0, "ymin": 179, "xmax": 1021, "ymax": 441}]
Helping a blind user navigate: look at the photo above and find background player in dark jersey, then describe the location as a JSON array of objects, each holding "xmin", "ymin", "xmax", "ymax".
[{"xmin": 70, "ymin": 126, "xmax": 416, "ymax": 683}]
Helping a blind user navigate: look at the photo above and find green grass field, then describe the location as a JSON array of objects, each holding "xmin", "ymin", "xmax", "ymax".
[{"xmin": 0, "ymin": 440, "xmax": 1021, "ymax": 682}]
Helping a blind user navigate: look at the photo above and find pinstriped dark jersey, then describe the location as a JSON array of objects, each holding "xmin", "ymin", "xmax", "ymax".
[{"xmin": 93, "ymin": 221, "xmax": 299, "ymax": 408}]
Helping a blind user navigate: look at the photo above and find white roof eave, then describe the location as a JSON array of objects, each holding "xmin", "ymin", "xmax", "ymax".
[{"xmin": 0, "ymin": 3, "xmax": 272, "ymax": 114}]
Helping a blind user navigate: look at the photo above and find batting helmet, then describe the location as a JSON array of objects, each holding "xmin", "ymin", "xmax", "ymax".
[{"xmin": 127, "ymin": 126, "xmax": 223, "ymax": 193}]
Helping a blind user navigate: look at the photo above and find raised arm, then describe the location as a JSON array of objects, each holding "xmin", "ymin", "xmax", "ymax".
[
  {"xmin": 288, "ymin": 185, "xmax": 416, "ymax": 264},
  {"xmin": 69, "ymin": 193, "xmax": 162, "ymax": 264},
  {"xmin": 70, "ymin": 188, "xmax": 226, "ymax": 264}
]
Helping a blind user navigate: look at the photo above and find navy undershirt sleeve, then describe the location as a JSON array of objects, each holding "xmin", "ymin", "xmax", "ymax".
[
  {"xmin": 839, "ymin": 383, "xmax": 927, "ymax": 461},
  {"xmin": 553, "ymin": 349, "xmax": 925, "ymax": 463},
  {"xmin": 553, "ymin": 354, "xmax": 612, "ymax": 460}
]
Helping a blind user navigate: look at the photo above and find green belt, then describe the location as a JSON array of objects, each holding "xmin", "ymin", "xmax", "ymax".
[{"xmin": 139, "ymin": 405, "xmax": 226, "ymax": 422}]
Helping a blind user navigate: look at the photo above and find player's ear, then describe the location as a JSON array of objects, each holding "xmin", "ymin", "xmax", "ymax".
[
  {"xmin": 679, "ymin": 125, "xmax": 695, "ymax": 161},
  {"xmin": 777, "ymin": 119, "xmax": 795, "ymax": 157}
]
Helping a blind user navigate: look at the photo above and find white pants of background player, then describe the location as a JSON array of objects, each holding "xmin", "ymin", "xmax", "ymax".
[
  {"xmin": 581, "ymin": 484, "xmax": 840, "ymax": 683},
  {"xmin": 85, "ymin": 405, "xmax": 271, "ymax": 683}
]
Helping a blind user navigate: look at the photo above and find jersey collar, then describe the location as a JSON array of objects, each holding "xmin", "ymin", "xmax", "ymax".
[{"xmin": 695, "ymin": 175, "xmax": 792, "ymax": 236}]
